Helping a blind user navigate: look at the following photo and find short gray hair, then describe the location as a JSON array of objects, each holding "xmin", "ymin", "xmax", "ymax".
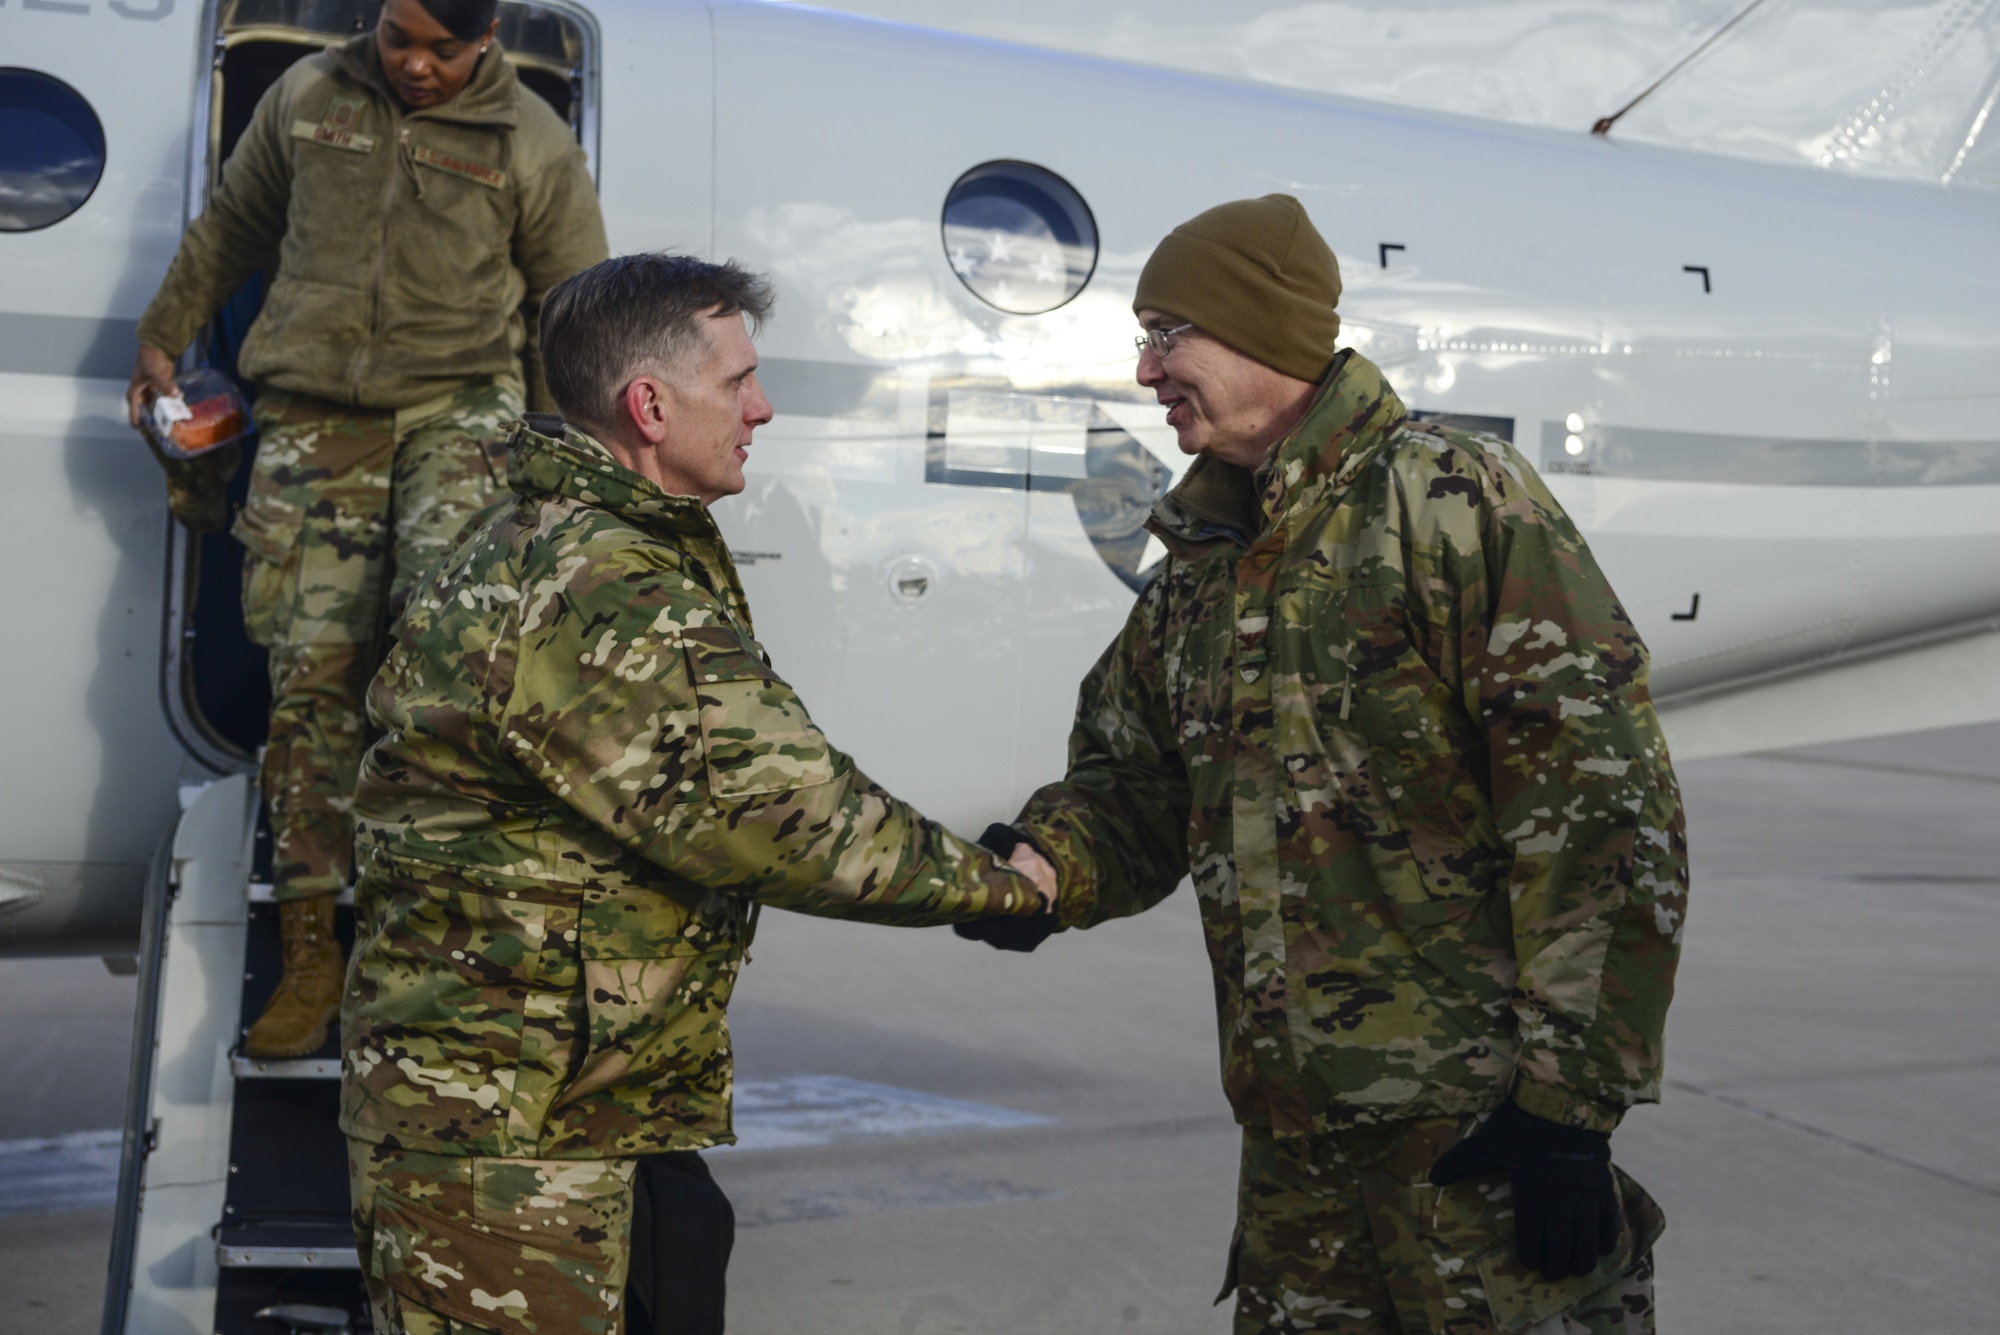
[{"xmin": 539, "ymin": 253, "xmax": 775, "ymax": 433}]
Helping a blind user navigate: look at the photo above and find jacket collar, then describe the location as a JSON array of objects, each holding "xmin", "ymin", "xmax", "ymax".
[
  {"xmin": 506, "ymin": 421, "xmax": 755, "ymax": 629},
  {"xmin": 1147, "ymin": 350, "xmax": 1408, "ymax": 558},
  {"xmin": 328, "ymin": 31, "xmax": 521, "ymax": 127},
  {"xmin": 508, "ymin": 421, "xmax": 726, "ymax": 545}
]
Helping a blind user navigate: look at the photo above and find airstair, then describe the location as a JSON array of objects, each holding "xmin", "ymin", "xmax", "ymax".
[{"xmin": 102, "ymin": 777, "xmax": 368, "ymax": 1334}]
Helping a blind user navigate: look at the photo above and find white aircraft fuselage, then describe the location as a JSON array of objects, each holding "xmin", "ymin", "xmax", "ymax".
[{"xmin": 4, "ymin": 0, "xmax": 1999, "ymax": 955}]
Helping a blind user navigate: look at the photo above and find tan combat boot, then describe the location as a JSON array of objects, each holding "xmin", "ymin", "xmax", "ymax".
[{"xmin": 243, "ymin": 894, "xmax": 344, "ymax": 1058}]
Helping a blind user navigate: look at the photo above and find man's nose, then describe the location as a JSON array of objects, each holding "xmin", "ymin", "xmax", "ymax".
[
  {"xmin": 745, "ymin": 380, "xmax": 775, "ymax": 427},
  {"xmin": 1136, "ymin": 347, "xmax": 1165, "ymax": 387}
]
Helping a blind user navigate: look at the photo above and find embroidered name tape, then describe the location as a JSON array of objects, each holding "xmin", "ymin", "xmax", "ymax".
[
  {"xmin": 291, "ymin": 119, "xmax": 379, "ymax": 153},
  {"xmin": 409, "ymin": 143, "xmax": 507, "ymax": 188},
  {"xmin": 291, "ymin": 94, "xmax": 378, "ymax": 153}
]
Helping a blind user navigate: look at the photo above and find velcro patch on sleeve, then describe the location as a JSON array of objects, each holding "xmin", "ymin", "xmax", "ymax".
[{"xmin": 410, "ymin": 143, "xmax": 508, "ymax": 188}]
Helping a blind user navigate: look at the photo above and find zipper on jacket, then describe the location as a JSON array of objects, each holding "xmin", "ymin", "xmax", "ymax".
[
  {"xmin": 401, "ymin": 124, "xmax": 427, "ymax": 200},
  {"xmin": 349, "ymin": 116, "xmax": 406, "ymax": 402}
]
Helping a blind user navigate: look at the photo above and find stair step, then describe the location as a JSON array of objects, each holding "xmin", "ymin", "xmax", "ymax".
[
  {"xmin": 246, "ymin": 882, "xmax": 356, "ymax": 905},
  {"xmin": 215, "ymin": 1220, "xmax": 359, "ymax": 1270},
  {"xmin": 230, "ymin": 1052, "xmax": 340, "ymax": 1080}
]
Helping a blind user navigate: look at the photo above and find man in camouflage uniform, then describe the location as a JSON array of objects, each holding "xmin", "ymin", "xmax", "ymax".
[
  {"xmin": 127, "ymin": 0, "xmax": 609, "ymax": 1057},
  {"xmin": 962, "ymin": 196, "xmax": 1688, "ymax": 1333},
  {"xmin": 340, "ymin": 254, "xmax": 1056, "ymax": 1335}
]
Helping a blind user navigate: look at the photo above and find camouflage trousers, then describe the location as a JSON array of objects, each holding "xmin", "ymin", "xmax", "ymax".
[
  {"xmin": 348, "ymin": 1139, "xmax": 635, "ymax": 1335},
  {"xmin": 1227, "ymin": 1118, "xmax": 1663, "ymax": 1335},
  {"xmin": 236, "ymin": 377, "xmax": 522, "ymax": 901}
]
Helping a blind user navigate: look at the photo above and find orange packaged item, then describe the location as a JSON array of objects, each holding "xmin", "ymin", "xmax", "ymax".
[
  {"xmin": 145, "ymin": 367, "xmax": 250, "ymax": 462},
  {"xmin": 171, "ymin": 394, "xmax": 245, "ymax": 452}
]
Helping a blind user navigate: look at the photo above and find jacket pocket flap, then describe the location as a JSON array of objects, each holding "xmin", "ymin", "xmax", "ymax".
[
  {"xmin": 1474, "ymin": 1167, "xmax": 1662, "ymax": 1333},
  {"xmin": 370, "ymin": 1186, "xmax": 620, "ymax": 1335},
  {"xmin": 695, "ymin": 678, "xmax": 837, "ymax": 797}
]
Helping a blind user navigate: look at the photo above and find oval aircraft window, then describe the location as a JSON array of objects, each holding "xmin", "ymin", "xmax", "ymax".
[
  {"xmin": 942, "ymin": 161, "xmax": 1097, "ymax": 315},
  {"xmin": 0, "ymin": 69, "xmax": 107, "ymax": 232}
]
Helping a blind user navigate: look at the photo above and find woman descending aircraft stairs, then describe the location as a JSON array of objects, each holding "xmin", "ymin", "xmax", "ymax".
[
  {"xmin": 103, "ymin": 0, "xmax": 607, "ymax": 1327},
  {"xmin": 123, "ymin": 0, "xmax": 607, "ymax": 1063}
]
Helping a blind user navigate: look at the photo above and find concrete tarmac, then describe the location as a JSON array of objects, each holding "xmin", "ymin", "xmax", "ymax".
[
  {"xmin": 3, "ymin": 721, "xmax": 1998, "ymax": 1333},
  {"xmin": 0, "ymin": 950, "xmax": 136, "ymax": 1334}
]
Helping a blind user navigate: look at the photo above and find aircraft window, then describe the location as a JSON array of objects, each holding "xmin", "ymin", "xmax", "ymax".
[
  {"xmin": 0, "ymin": 69, "xmax": 106, "ymax": 232},
  {"xmin": 942, "ymin": 160, "xmax": 1097, "ymax": 315}
]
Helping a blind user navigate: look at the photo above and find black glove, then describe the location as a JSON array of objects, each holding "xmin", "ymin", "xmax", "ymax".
[
  {"xmin": 952, "ymin": 824, "xmax": 1058, "ymax": 953},
  {"xmin": 1428, "ymin": 1100, "xmax": 1619, "ymax": 1281}
]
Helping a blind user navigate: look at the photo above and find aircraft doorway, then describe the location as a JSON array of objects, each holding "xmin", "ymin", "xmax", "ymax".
[{"xmin": 163, "ymin": 0, "xmax": 600, "ymax": 771}]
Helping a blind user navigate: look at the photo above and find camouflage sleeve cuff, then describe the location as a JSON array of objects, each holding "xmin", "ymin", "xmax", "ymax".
[
  {"xmin": 959, "ymin": 829, "xmax": 1048, "ymax": 920},
  {"xmin": 1512, "ymin": 1079, "xmax": 1626, "ymax": 1134},
  {"xmin": 1009, "ymin": 820, "xmax": 1094, "ymax": 930},
  {"xmin": 1053, "ymin": 880, "xmax": 1092, "ymax": 931},
  {"xmin": 982, "ymin": 824, "xmax": 1076, "ymax": 927}
]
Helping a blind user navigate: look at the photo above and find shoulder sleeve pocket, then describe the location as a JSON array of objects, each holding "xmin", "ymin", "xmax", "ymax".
[{"xmin": 696, "ymin": 677, "xmax": 838, "ymax": 798}]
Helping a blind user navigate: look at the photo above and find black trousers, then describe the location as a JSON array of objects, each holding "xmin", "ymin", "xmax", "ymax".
[{"xmin": 625, "ymin": 1152, "xmax": 735, "ymax": 1335}]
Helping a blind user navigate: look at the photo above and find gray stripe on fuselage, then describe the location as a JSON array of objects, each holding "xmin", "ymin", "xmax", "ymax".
[
  {"xmin": 1543, "ymin": 420, "xmax": 2000, "ymax": 486},
  {"xmin": 16, "ymin": 327, "xmax": 1990, "ymax": 491},
  {"xmin": 757, "ymin": 357, "xmax": 897, "ymax": 419},
  {"xmin": 0, "ymin": 312, "xmax": 139, "ymax": 379}
]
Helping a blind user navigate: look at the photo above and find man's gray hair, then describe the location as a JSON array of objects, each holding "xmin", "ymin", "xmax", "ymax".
[{"xmin": 539, "ymin": 253, "xmax": 775, "ymax": 433}]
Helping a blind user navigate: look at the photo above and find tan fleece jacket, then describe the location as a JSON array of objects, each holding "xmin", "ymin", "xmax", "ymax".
[{"xmin": 136, "ymin": 33, "xmax": 607, "ymax": 411}]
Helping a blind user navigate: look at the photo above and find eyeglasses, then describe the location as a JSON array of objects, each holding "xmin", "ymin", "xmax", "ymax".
[{"xmin": 1134, "ymin": 323, "xmax": 1196, "ymax": 358}]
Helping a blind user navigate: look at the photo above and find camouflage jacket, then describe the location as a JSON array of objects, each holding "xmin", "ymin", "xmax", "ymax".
[
  {"xmin": 135, "ymin": 35, "xmax": 606, "ymax": 411},
  {"xmin": 340, "ymin": 421, "xmax": 1040, "ymax": 1159},
  {"xmin": 1016, "ymin": 352, "xmax": 1687, "ymax": 1137}
]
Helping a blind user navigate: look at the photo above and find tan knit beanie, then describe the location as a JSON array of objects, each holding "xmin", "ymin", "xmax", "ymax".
[{"xmin": 1132, "ymin": 194, "xmax": 1341, "ymax": 383}]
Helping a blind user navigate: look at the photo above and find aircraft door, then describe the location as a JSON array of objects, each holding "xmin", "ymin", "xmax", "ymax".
[
  {"xmin": 1586, "ymin": 158, "xmax": 1892, "ymax": 698},
  {"xmin": 0, "ymin": 0, "xmax": 205, "ymax": 953}
]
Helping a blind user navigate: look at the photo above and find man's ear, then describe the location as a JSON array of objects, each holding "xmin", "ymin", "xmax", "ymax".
[{"xmin": 621, "ymin": 376, "xmax": 671, "ymax": 445}]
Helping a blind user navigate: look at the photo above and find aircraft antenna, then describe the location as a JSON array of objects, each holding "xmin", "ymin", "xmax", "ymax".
[{"xmin": 1591, "ymin": 0, "xmax": 1778, "ymax": 137}]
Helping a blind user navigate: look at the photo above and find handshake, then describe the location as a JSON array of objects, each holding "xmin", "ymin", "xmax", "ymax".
[{"xmin": 958, "ymin": 824, "xmax": 1061, "ymax": 953}]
